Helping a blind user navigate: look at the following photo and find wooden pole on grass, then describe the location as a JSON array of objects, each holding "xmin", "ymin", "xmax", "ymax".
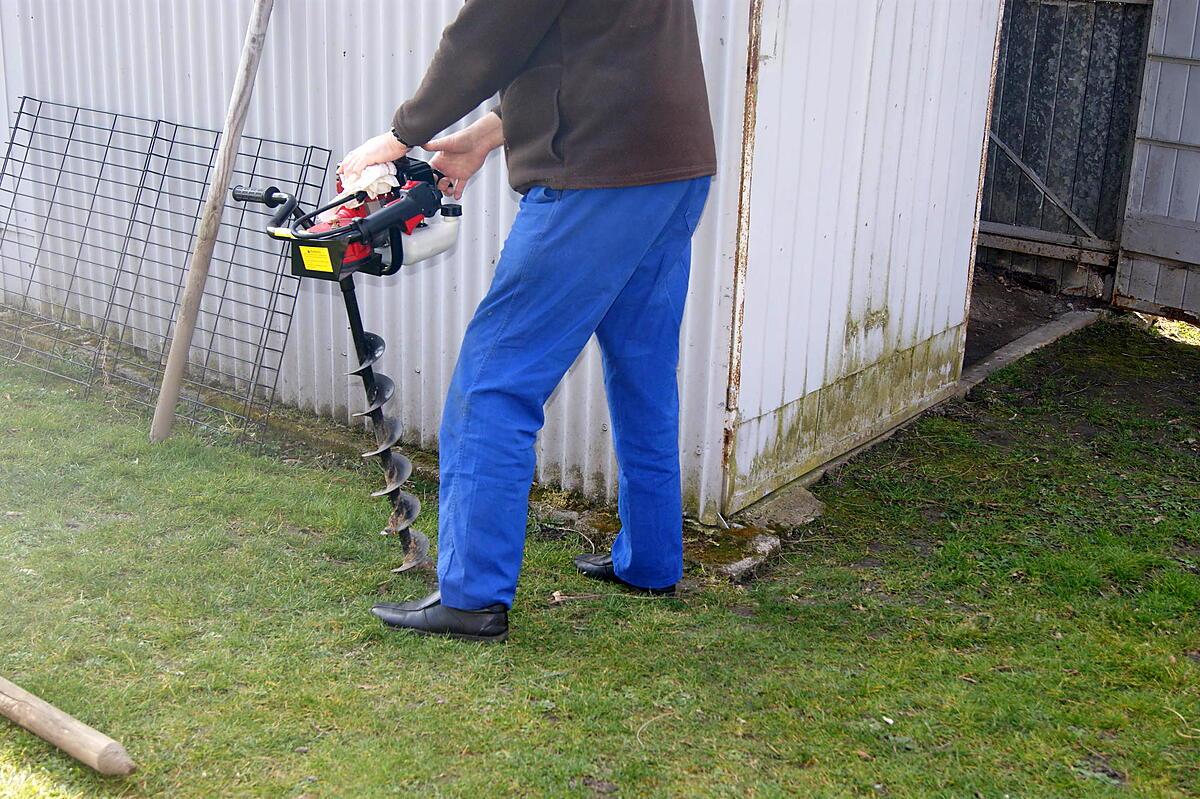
[
  {"xmin": 0, "ymin": 676, "xmax": 136, "ymax": 776},
  {"xmin": 150, "ymin": 0, "xmax": 277, "ymax": 442}
]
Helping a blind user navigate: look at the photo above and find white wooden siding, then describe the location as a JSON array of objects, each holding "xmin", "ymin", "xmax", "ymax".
[{"xmin": 1117, "ymin": 0, "xmax": 1200, "ymax": 322}]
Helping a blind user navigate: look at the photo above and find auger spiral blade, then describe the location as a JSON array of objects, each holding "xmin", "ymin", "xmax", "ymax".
[
  {"xmin": 363, "ymin": 411, "xmax": 429, "ymax": 572},
  {"xmin": 340, "ymin": 274, "xmax": 432, "ymax": 574},
  {"xmin": 386, "ymin": 488, "xmax": 421, "ymax": 529},
  {"xmin": 371, "ymin": 451, "xmax": 414, "ymax": 497},
  {"xmin": 353, "ymin": 374, "xmax": 395, "ymax": 417},
  {"xmin": 381, "ymin": 475, "xmax": 425, "ymax": 573},
  {"xmin": 362, "ymin": 416, "xmax": 405, "ymax": 458},
  {"xmin": 346, "ymin": 332, "xmax": 386, "ymax": 375},
  {"xmin": 391, "ymin": 525, "xmax": 430, "ymax": 574}
]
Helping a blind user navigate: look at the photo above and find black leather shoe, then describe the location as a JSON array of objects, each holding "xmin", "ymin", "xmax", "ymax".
[
  {"xmin": 573, "ymin": 552, "xmax": 676, "ymax": 596},
  {"xmin": 371, "ymin": 591, "xmax": 508, "ymax": 642}
]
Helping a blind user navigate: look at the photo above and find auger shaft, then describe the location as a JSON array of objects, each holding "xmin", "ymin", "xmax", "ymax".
[
  {"xmin": 339, "ymin": 273, "xmax": 429, "ymax": 571},
  {"xmin": 228, "ymin": 158, "xmax": 457, "ymax": 574}
]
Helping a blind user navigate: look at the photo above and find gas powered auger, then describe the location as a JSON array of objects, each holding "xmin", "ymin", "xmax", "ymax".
[{"xmin": 232, "ymin": 156, "xmax": 462, "ymax": 572}]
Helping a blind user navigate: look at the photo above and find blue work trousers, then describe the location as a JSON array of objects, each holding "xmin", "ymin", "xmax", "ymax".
[{"xmin": 437, "ymin": 176, "xmax": 711, "ymax": 610}]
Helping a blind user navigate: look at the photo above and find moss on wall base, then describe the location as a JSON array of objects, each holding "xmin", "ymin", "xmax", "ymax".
[{"xmin": 726, "ymin": 324, "xmax": 965, "ymax": 514}]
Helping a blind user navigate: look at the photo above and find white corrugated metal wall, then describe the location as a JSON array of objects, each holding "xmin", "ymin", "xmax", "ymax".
[
  {"xmin": 0, "ymin": 0, "xmax": 750, "ymax": 518},
  {"xmin": 728, "ymin": 0, "xmax": 1002, "ymax": 509},
  {"xmin": 0, "ymin": 1, "xmax": 1006, "ymax": 519}
]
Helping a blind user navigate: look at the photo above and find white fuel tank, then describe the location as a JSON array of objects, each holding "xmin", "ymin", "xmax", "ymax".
[{"xmin": 402, "ymin": 210, "xmax": 462, "ymax": 266}]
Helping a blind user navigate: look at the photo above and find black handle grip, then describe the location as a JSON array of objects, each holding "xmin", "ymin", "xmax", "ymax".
[
  {"xmin": 232, "ymin": 185, "xmax": 284, "ymax": 207},
  {"xmin": 356, "ymin": 183, "xmax": 443, "ymax": 240}
]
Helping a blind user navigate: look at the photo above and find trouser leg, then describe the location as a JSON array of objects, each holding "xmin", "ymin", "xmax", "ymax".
[
  {"xmin": 436, "ymin": 180, "xmax": 706, "ymax": 609},
  {"xmin": 595, "ymin": 178, "xmax": 711, "ymax": 589}
]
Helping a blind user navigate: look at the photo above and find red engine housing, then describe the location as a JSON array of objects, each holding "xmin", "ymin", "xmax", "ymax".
[{"xmin": 306, "ymin": 179, "xmax": 429, "ymax": 268}]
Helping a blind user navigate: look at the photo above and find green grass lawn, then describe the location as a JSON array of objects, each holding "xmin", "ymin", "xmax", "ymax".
[{"xmin": 1, "ymin": 318, "xmax": 1198, "ymax": 798}]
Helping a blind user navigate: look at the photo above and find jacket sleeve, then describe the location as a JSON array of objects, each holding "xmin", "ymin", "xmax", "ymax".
[{"xmin": 391, "ymin": 0, "xmax": 566, "ymax": 144}]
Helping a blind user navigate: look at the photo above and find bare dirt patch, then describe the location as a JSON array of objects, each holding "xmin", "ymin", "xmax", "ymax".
[
  {"xmin": 1073, "ymin": 754, "xmax": 1126, "ymax": 786},
  {"xmin": 965, "ymin": 268, "xmax": 1080, "ymax": 368}
]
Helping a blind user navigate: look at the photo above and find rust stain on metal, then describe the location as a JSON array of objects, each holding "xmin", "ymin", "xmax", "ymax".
[{"xmin": 722, "ymin": 0, "xmax": 767, "ymax": 510}]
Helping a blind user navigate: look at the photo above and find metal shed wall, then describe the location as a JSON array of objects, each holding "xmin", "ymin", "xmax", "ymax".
[
  {"xmin": 0, "ymin": 0, "xmax": 751, "ymax": 518},
  {"xmin": 979, "ymin": 0, "xmax": 1151, "ymax": 296},
  {"xmin": 728, "ymin": 0, "xmax": 1003, "ymax": 510}
]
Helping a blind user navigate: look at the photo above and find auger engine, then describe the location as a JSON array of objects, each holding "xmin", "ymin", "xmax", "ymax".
[{"xmin": 232, "ymin": 156, "xmax": 462, "ymax": 572}]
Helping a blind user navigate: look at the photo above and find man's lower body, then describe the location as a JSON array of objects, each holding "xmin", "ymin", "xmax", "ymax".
[{"xmin": 372, "ymin": 175, "xmax": 711, "ymax": 637}]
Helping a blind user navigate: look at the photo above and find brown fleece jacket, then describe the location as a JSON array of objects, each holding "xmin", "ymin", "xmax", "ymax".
[{"xmin": 392, "ymin": 0, "xmax": 717, "ymax": 194}]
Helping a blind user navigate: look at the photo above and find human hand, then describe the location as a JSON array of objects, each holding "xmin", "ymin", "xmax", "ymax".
[
  {"xmin": 338, "ymin": 132, "xmax": 409, "ymax": 178},
  {"xmin": 425, "ymin": 112, "xmax": 504, "ymax": 200}
]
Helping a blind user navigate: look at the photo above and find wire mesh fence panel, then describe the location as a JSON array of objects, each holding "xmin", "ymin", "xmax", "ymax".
[{"xmin": 0, "ymin": 97, "xmax": 331, "ymax": 440}]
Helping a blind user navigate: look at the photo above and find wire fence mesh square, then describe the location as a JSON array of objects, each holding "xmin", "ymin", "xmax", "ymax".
[{"xmin": 0, "ymin": 97, "xmax": 331, "ymax": 440}]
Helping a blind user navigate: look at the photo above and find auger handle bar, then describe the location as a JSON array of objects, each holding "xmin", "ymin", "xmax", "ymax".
[{"xmin": 232, "ymin": 164, "xmax": 446, "ymax": 245}]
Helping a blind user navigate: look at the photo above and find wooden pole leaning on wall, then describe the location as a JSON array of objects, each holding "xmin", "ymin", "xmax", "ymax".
[
  {"xmin": 150, "ymin": 0, "xmax": 277, "ymax": 442},
  {"xmin": 0, "ymin": 676, "xmax": 136, "ymax": 776}
]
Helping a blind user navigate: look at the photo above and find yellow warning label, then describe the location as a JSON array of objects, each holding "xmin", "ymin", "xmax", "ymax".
[{"xmin": 299, "ymin": 245, "xmax": 335, "ymax": 273}]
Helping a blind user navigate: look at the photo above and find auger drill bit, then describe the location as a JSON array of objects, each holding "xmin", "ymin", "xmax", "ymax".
[
  {"xmin": 339, "ymin": 274, "xmax": 430, "ymax": 572},
  {"xmin": 231, "ymin": 164, "xmax": 459, "ymax": 574}
]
